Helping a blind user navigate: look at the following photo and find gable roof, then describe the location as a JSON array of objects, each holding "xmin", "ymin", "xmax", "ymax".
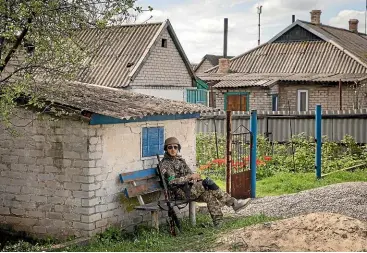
[
  {"xmin": 76, "ymin": 20, "xmax": 195, "ymax": 88},
  {"xmin": 37, "ymin": 81, "xmax": 216, "ymax": 121},
  {"xmin": 204, "ymin": 20, "xmax": 367, "ymax": 78},
  {"xmin": 194, "ymin": 54, "xmax": 234, "ymax": 72}
]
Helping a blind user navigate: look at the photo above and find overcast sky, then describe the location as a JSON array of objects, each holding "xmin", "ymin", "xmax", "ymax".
[{"xmin": 134, "ymin": 0, "xmax": 367, "ymax": 63}]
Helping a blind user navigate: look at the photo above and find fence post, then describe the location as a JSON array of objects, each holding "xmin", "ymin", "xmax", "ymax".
[
  {"xmin": 315, "ymin": 105, "xmax": 322, "ymax": 179},
  {"xmin": 250, "ymin": 110, "xmax": 257, "ymax": 198},
  {"xmin": 226, "ymin": 111, "xmax": 232, "ymax": 194}
]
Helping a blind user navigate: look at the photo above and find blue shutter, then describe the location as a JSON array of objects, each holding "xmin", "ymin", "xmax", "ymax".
[{"xmin": 142, "ymin": 127, "xmax": 164, "ymax": 157}]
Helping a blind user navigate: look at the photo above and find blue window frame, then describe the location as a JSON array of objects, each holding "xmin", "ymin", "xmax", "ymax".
[
  {"xmin": 272, "ymin": 94, "xmax": 278, "ymax": 111},
  {"xmin": 142, "ymin": 127, "xmax": 164, "ymax": 157}
]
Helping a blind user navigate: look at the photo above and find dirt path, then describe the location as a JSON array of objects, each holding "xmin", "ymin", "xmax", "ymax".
[{"xmin": 214, "ymin": 212, "xmax": 367, "ymax": 252}]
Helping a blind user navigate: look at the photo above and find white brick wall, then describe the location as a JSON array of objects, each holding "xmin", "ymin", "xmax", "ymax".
[
  {"xmin": 132, "ymin": 28, "xmax": 193, "ymax": 88},
  {"xmin": 195, "ymin": 59, "xmax": 214, "ymax": 73},
  {"xmin": 0, "ymin": 108, "xmax": 197, "ymax": 238}
]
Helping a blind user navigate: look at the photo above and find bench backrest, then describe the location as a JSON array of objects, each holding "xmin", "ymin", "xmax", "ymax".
[{"xmin": 119, "ymin": 167, "xmax": 163, "ymax": 198}]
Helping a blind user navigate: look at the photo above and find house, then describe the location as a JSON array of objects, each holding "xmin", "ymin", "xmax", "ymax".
[
  {"xmin": 76, "ymin": 20, "xmax": 207, "ymax": 105},
  {"xmin": 0, "ymin": 81, "xmax": 215, "ymax": 238},
  {"xmin": 198, "ymin": 10, "xmax": 367, "ymax": 112},
  {"xmin": 193, "ymin": 54, "xmax": 233, "ymax": 73}
]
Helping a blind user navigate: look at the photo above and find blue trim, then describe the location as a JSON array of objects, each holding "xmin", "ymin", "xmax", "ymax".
[
  {"xmin": 250, "ymin": 110, "xmax": 257, "ymax": 198},
  {"xmin": 315, "ymin": 105, "xmax": 322, "ymax": 179},
  {"xmin": 142, "ymin": 127, "xmax": 164, "ymax": 157},
  {"xmin": 224, "ymin": 92, "xmax": 250, "ymax": 111},
  {"xmin": 90, "ymin": 113, "xmax": 201, "ymax": 125},
  {"xmin": 119, "ymin": 168, "xmax": 157, "ymax": 183}
]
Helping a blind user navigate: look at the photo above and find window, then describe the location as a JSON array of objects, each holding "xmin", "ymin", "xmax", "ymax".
[
  {"xmin": 297, "ymin": 90, "xmax": 309, "ymax": 111},
  {"xmin": 224, "ymin": 92, "xmax": 249, "ymax": 111},
  {"xmin": 161, "ymin": 39, "xmax": 167, "ymax": 48},
  {"xmin": 142, "ymin": 127, "xmax": 164, "ymax": 158},
  {"xmin": 186, "ymin": 89, "xmax": 208, "ymax": 105},
  {"xmin": 272, "ymin": 94, "xmax": 278, "ymax": 111}
]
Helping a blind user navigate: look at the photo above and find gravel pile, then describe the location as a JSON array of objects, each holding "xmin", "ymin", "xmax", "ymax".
[{"xmin": 221, "ymin": 182, "xmax": 367, "ymax": 221}]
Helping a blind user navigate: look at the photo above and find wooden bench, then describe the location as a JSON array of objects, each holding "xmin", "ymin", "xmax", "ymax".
[{"xmin": 119, "ymin": 167, "xmax": 196, "ymax": 230}]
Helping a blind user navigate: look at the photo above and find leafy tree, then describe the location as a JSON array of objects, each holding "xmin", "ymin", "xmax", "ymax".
[{"xmin": 0, "ymin": 0, "xmax": 152, "ymax": 127}]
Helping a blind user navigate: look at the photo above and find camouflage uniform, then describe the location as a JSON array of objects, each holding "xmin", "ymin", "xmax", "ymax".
[{"xmin": 160, "ymin": 153, "xmax": 236, "ymax": 223}]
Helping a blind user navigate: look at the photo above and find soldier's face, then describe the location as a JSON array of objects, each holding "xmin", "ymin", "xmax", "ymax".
[{"xmin": 167, "ymin": 145, "xmax": 179, "ymax": 157}]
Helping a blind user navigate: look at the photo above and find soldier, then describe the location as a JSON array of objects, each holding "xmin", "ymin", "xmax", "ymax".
[{"xmin": 159, "ymin": 137, "xmax": 251, "ymax": 228}]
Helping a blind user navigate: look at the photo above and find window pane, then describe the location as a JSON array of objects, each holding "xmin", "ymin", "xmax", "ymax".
[
  {"xmin": 272, "ymin": 95, "xmax": 278, "ymax": 111},
  {"xmin": 300, "ymin": 92, "xmax": 307, "ymax": 111}
]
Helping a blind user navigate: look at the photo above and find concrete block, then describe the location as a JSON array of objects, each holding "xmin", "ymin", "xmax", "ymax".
[
  {"xmin": 89, "ymin": 137, "xmax": 100, "ymax": 145},
  {"xmin": 28, "ymin": 149, "xmax": 44, "ymax": 157},
  {"xmin": 95, "ymin": 205, "xmax": 108, "ymax": 213},
  {"xmin": 81, "ymin": 213, "xmax": 101, "ymax": 223},
  {"xmin": 33, "ymin": 226, "xmax": 47, "ymax": 234},
  {"xmin": 73, "ymin": 160, "xmax": 89, "ymax": 168},
  {"xmin": 82, "ymin": 198, "xmax": 100, "ymax": 207},
  {"xmin": 6, "ymin": 185, "xmax": 22, "ymax": 193},
  {"xmin": 27, "ymin": 210, "xmax": 45, "ymax": 218},
  {"xmin": 47, "ymin": 196, "xmax": 65, "ymax": 204},
  {"xmin": 65, "ymin": 198, "xmax": 82, "ymax": 207},
  {"xmin": 1, "ymin": 155, "xmax": 18, "ymax": 164},
  {"xmin": 11, "ymin": 179, "xmax": 28, "ymax": 186},
  {"xmin": 84, "ymin": 167, "xmax": 101, "ymax": 176},
  {"xmin": 47, "ymin": 212, "xmax": 63, "ymax": 220},
  {"xmin": 95, "ymin": 174, "xmax": 107, "ymax": 182},
  {"xmin": 55, "ymin": 175, "xmax": 72, "ymax": 182},
  {"xmin": 73, "ymin": 175, "xmax": 95, "ymax": 183},
  {"xmin": 54, "ymin": 189, "xmax": 71, "ymax": 197},
  {"xmin": 73, "ymin": 222, "xmax": 96, "ymax": 231},
  {"xmin": 10, "ymin": 208, "xmax": 26, "ymax": 216},
  {"xmin": 74, "ymin": 207, "xmax": 96, "ymax": 215},
  {"xmin": 89, "ymin": 152, "xmax": 102, "ymax": 160},
  {"xmin": 31, "ymin": 195, "xmax": 47, "ymax": 203},
  {"xmin": 15, "ymin": 194, "xmax": 31, "ymax": 202},
  {"xmin": 36, "ymin": 157, "xmax": 54, "ymax": 166},
  {"xmin": 38, "ymin": 173, "xmax": 55, "ymax": 181},
  {"xmin": 101, "ymin": 211, "xmax": 114, "ymax": 219},
  {"xmin": 73, "ymin": 190, "xmax": 95, "ymax": 198},
  {"xmin": 95, "ymin": 189, "xmax": 107, "ymax": 197},
  {"xmin": 96, "ymin": 219, "xmax": 108, "ymax": 228},
  {"xmin": 64, "ymin": 213, "xmax": 81, "ymax": 221},
  {"xmin": 10, "ymin": 163, "xmax": 27, "ymax": 172},
  {"xmin": 27, "ymin": 165, "xmax": 45, "ymax": 173},
  {"xmin": 21, "ymin": 218, "xmax": 38, "ymax": 226},
  {"xmin": 44, "ymin": 166, "xmax": 60, "ymax": 173},
  {"xmin": 64, "ymin": 182, "xmax": 81, "ymax": 190},
  {"xmin": 81, "ymin": 183, "xmax": 101, "ymax": 191},
  {"xmin": 0, "ymin": 207, "xmax": 10, "ymax": 215},
  {"xmin": 63, "ymin": 151, "xmax": 81, "ymax": 159}
]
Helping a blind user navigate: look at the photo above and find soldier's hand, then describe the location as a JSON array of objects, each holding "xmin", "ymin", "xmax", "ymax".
[{"xmin": 190, "ymin": 173, "xmax": 201, "ymax": 181}]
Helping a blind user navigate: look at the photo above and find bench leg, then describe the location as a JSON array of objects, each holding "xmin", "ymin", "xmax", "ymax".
[
  {"xmin": 151, "ymin": 211, "xmax": 159, "ymax": 231},
  {"xmin": 189, "ymin": 201, "xmax": 196, "ymax": 226}
]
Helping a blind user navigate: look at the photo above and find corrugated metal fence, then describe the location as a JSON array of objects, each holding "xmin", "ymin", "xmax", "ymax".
[{"xmin": 196, "ymin": 109, "xmax": 367, "ymax": 143}]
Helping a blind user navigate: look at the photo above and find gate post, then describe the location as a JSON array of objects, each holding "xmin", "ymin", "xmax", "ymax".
[
  {"xmin": 315, "ymin": 105, "xmax": 322, "ymax": 179},
  {"xmin": 226, "ymin": 111, "xmax": 232, "ymax": 194},
  {"xmin": 250, "ymin": 110, "xmax": 257, "ymax": 198}
]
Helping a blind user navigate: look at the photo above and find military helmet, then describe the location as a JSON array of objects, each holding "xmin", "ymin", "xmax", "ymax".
[{"xmin": 164, "ymin": 137, "xmax": 181, "ymax": 151}]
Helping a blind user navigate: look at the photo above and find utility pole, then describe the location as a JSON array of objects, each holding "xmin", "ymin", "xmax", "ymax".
[{"xmin": 257, "ymin": 5, "xmax": 263, "ymax": 46}]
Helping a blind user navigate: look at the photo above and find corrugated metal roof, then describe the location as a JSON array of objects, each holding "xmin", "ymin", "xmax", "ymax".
[
  {"xmin": 214, "ymin": 79, "xmax": 277, "ymax": 88},
  {"xmin": 207, "ymin": 41, "xmax": 367, "ymax": 74},
  {"xmin": 76, "ymin": 22, "xmax": 163, "ymax": 88},
  {"xmin": 38, "ymin": 81, "xmax": 217, "ymax": 120}
]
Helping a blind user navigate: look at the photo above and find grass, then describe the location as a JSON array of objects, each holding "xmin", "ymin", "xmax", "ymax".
[
  {"xmin": 58, "ymin": 214, "xmax": 275, "ymax": 252},
  {"xmin": 213, "ymin": 169, "xmax": 367, "ymax": 197}
]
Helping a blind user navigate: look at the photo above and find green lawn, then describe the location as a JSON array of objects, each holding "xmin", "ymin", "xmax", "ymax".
[
  {"xmin": 59, "ymin": 214, "xmax": 275, "ymax": 252},
  {"xmin": 215, "ymin": 169, "xmax": 367, "ymax": 197}
]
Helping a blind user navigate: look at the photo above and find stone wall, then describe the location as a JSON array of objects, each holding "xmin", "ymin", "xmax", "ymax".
[
  {"xmin": 89, "ymin": 118, "xmax": 197, "ymax": 234},
  {"xmin": 278, "ymin": 82, "xmax": 367, "ymax": 111},
  {"xmin": 132, "ymin": 28, "xmax": 193, "ymax": 88},
  {"xmin": 195, "ymin": 59, "xmax": 214, "ymax": 73},
  {"xmin": 0, "ymin": 108, "xmax": 92, "ymax": 238},
  {"xmin": 0, "ymin": 108, "xmax": 197, "ymax": 238}
]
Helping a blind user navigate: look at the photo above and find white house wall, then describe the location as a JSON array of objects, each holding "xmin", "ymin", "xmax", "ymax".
[{"xmin": 131, "ymin": 28, "xmax": 193, "ymax": 88}]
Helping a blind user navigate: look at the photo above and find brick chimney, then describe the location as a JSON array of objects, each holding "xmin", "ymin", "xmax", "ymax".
[
  {"xmin": 349, "ymin": 19, "xmax": 359, "ymax": 33},
  {"xmin": 218, "ymin": 58, "xmax": 230, "ymax": 73},
  {"xmin": 310, "ymin": 10, "xmax": 321, "ymax": 25}
]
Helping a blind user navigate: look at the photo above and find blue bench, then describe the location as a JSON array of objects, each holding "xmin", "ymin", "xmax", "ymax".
[{"xmin": 119, "ymin": 167, "xmax": 196, "ymax": 230}]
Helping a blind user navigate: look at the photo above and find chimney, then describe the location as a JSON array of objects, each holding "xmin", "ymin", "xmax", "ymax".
[
  {"xmin": 218, "ymin": 58, "xmax": 230, "ymax": 73},
  {"xmin": 310, "ymin": 10, "xmax": 321, "ymax": 25},
  {"xmin": 349, "ymin": 19, "xmax": 359, "ymax": 33},
  {"xmin": 223, "ymin": 18, "xmax": 228, "ymax": 58},
  {"xmin": 292, "ymin": 15, "xmax": 295, "ymax": 23}
]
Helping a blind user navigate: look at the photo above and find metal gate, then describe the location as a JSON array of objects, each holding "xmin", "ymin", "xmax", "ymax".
[
  {"xmin": 226, "ymin": 111, "xmax": 253, "ymax": 199},
  {"xmin": 230, "ymin": 125, "xmax": 252, "ymax": 199}
]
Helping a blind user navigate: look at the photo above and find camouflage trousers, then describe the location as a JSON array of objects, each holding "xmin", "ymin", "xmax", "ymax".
[{"xmin": 174, "ymin": 181, "xmax": 235, "ymax": 222}]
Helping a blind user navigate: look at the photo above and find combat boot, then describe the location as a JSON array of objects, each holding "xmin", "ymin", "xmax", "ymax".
[
  {"xmin": 232, "ymin": 198, "xmax": 251, "ymax": 212},
  {"xmin": 212, "ymin": 215, "xmax": 224, "ymax": 229}
]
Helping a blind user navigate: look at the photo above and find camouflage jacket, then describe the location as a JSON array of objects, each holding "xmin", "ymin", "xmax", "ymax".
[{"xmin": 159, "ymin": 153, "xmax": 193, "ymax": 187}]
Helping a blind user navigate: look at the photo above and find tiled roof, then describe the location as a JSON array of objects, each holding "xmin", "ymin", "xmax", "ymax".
[
  {"xmin": 38, "ymin": 81, "xmax": 217, "ymax": 120},
  {"xmin": 76, "ymin": 20, "xmax": 194, "ymax": 88}
]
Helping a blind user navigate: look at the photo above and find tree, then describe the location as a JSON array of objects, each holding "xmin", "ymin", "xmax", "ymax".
[{"xmin": 0, "ymin": 0, "xmax": 152, "ymax": 127}]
